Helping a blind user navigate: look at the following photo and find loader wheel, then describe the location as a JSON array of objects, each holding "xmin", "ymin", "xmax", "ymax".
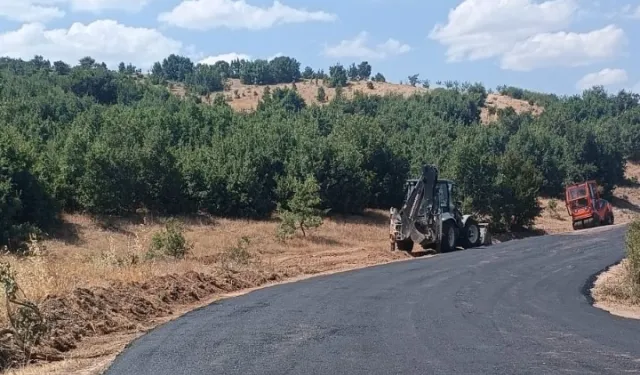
[
  {"xmin": 440, "ymin": 221, "xmax": 457, "ymax": 253},
  {"xmin": 396, "ymin": 239, "xmax": 414, "ymax": 252},
  {"xmin": 460, "ymin": 218, "xmax": 482, "ymax": 249}
]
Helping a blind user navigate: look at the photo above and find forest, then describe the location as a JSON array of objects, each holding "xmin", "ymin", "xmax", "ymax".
[{"xmin": 1, "ymin": 54, "xmax": 639, "ymax": 251}]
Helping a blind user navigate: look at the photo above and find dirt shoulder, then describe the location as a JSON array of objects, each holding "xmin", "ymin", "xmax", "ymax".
[
  {"xmin": 589, "ymin": 162, "xmax": 640, "ymax": 320},
  {"xmin": 591, "ymin": 260, "xmax": 640, "ymax": 320},
  {"xmin": 0, "ymin": 210, "xmax": 413, "ymax": 374}
]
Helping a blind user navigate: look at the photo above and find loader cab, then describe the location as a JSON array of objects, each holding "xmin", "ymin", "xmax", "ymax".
[
  {"xmin": 403, "ymin": 178, "xmax": 459, "ymax": 214},
  {"xmin": 437, "ymin": 180, "xmax": 454, "ymax": 213}
]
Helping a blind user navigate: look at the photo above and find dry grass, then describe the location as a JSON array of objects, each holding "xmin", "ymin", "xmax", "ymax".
[
  {"xmin": 0, "ymin": 210, "xmax": 405, "ymax": 322},
  {"xmin": 592, "ymin": 260, "xmax": 640, "ymax": 319},
  {"xmin": 0, "ymin": 209, "xmax": 416, "ymax": 374},
  {"xmin": 481, "ymin": 93, "xmax": 543, "ymax": 123},
  {"xmin": 590, "ymin": 165, "xmax": 640, "ymax": 319}
]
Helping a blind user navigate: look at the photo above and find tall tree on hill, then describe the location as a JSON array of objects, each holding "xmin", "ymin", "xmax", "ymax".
[
  {"xmin": 357, "ymin": 61, "xmax": 372, "ymax": 80},
  {"xmin": 328, "ymin": 63, "xmax": 348, "ymax": 87},
  {"xmin": 348, "ymin": 63, "xmax": 359, "ymax": 81},
  {"xmin": 302, "ymin": 66, "xmax": 314, "ymax": 79},
  {"xmin": 269, "ymin": 56, "xmax": 301, "ymax": 83},
  {"xmin": 161, "ymin": 54, "xmax": 194, "ymax": 82}
]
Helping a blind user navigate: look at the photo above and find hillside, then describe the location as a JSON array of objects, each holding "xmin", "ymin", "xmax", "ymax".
[
  {"xmin": 1, "ymin": 54, "xmax": 640, "ymax": 374},
  {"xmin": 169, "ymin": 78, "xmax": 544, "ymax": 124},
  {"xmin": 5, "ymin": 163, "xmax": 640, "ymax": 375}
]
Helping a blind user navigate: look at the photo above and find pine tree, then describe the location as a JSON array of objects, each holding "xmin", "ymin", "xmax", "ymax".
[{"xmin": 276, "ymin": 175, "xmax": 326, "ymax": 239}]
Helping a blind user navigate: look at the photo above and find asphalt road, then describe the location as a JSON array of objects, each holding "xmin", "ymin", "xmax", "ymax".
[{"xmin": 105, "ymin": 224, "xmax": 640, "ymax": 375}]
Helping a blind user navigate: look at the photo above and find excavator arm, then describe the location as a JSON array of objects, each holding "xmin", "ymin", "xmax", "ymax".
[{"xmin": 389, "ymin": 165, "xmax": 441, "ymax": 250}]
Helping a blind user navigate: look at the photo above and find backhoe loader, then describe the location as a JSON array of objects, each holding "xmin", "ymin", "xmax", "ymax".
[{"xmin": 389, "ymin": 165, "xmax": 484, "ymax": 253}]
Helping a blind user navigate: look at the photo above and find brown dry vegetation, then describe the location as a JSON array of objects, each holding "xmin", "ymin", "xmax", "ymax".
[
  {"xmin": 0, "ymin": 210, "xmax": 414, "ymax": 374},
  {"xmin": 181, "ymin": 78, "xmax": 542, "ymax": 124}
]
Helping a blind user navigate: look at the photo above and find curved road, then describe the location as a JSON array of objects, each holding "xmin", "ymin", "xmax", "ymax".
[{"xmin": 106, "ymin": 224, "xmax": 640, "ymax": 375}]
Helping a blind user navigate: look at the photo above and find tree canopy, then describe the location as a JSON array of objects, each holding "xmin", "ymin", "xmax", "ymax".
[{"xmin": 0, "ymin": 54, "xmax": 638, "ymax": 250}]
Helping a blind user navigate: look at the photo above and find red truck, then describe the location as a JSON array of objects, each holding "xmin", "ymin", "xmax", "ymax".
[{"xmin": 565, "ymin": 180, "xmax": 614, "ymax": 230}]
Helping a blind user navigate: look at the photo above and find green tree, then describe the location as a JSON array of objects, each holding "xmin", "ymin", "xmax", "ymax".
[
  {"xmin": 328, "ymin": 63, "xmax": 348, "ymax": 88},
  {"xmin": 268, "ymin": 56, "xmax": 301, "ymax": 83},
  {"xmin": 357, "ymin": 61, "xmax": 372, "ymax": 80},
  {"xmin": 408, "ymin": 74, "xmax": 419, "ymax": 87},
  {"xmin": 373, "ymin": 72, "xmax": 386, "ymax": 82},
  {"xmin": 302, "ymin": 66, "xmax": 314, "ymax": 79},
  {"xmin": 276, "ymin": 175, "xmax": 326, "ymax": 239},
  {"xmin": 53, "ymin": 61, "xmax": 71, "ymax": 75},
  {"xmin": 348, "ymin": 63, "xmax": 359, "ymax": 81}
]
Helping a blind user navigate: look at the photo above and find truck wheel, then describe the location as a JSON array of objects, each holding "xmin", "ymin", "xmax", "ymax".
[
  {"xmin": 460, "ymin": 218, "xmax": 482, "ymax": 249},
  {"xmin": 396, "ymin": 239, "xmax": 414, "ymax": 252},
  {"xmin": 440, "ymin": 221, "xmax": 457, "ymax": 253}
]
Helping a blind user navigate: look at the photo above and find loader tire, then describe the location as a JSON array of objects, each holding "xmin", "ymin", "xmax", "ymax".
[
  {"xmin": 440, "ymin": 220, "xmax": 457, "ymax": 253},
  {"xmin": 396, "ymin": 239, "xmax": 414, "ymax": 252},
  {"xmin": 460, "ymin": 218, "xmax": 482, "ymax": 249}
]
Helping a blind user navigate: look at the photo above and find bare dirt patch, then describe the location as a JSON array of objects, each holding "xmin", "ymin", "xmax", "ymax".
[
  {"xmin": 191, "ymin": 79, "xmax": 541, "ymax": 124},
  {"xmin": 481, "ymin": 93, "xmax": 543, "ymax": 123}
]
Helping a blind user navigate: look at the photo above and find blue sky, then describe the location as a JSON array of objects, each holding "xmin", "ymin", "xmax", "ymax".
[{"xmin": 0, "ymin": 0, "xmax": 639, "ymax": 95}]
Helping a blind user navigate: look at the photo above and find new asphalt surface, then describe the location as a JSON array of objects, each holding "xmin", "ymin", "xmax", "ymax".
[{"xmin": 105, "ymin": 224, "xmax": 640, "ymax": 375}]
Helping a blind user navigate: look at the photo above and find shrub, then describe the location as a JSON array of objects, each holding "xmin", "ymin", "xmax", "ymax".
[
  {"xmin": 220, "ymin": 236, "xmax": 252, "ymax": 269},
  {"xmin": 148, "ymin": 219, "xmax": 192, "ymax": 259},
  {"xmin": 626, "ymin": 220, "xmax": 640, "ymax": 295},
  {"xmin": 316, "ymin": 86, "xmax": 327, "ymax": 102},
  {"xmin": 547, "ymin": 199, "xmax": 561, "ymax": 219},
  {"xmin": 0, "ymin": 262, "xmax": 48, "ymax": 365},
  {"xmin": 276, "ymin": 175, "xmax": 326, "ymax": 240},
  {"xmin": 366, "ymin": 81, "xmax": 374, "ymax": 90}
]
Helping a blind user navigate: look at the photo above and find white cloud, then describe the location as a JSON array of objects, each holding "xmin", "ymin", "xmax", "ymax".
[
  {"xmin": 576, "ymin": 68, "xmax": 628, "ymax": 90},
  {"xmin": 501, "ymin": 25, "xmax": 626, "ymax": 71},
  {"xmin": 68, "ymin": 0, "xmax": 152, "ymax": 13},
  {"xmin": 430, "ymin": 0, "xmax": 627, "ymax": 71},
  {"xmin": 158, "ymin": 0, "xmax": 336, "ymax": 30},
  {"xmin": 429, "ymin": 0, "xmax": 578, "ymax": 62},
  {"xmin": 324, "ymin": 31, "xmax": 411, "ymax": 60},
  {"xmin": 0, "ymin": 20, "xmax": 183, "ymax": 70},
  {"xmin": 0, "ymin": 0, "xmax": 152, "ymax": 22},
  {"xmin": 0, "ymin": 1, "xmax": 65, "ymax": 22},
  {"xmin": 199, "ymin": 52, "xmax": 251, "ymax": 64}
]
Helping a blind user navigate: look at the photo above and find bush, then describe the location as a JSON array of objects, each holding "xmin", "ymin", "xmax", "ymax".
[
  {"xmin": 148, "ymin": 219, "xmax": 192, "ymax": 259},
  {"xmin": 316, "ymin": 86, "xmax": 327, "ymax": 102},
  {"xmin": 626, "ymin": 220, "xmax": 640, "ymax": 295}
]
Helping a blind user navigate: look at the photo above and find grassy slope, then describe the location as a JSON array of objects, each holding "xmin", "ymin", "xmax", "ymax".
[{"xmin": 2, "ymin": 82, "xmax": 637, "ymax": 374}]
